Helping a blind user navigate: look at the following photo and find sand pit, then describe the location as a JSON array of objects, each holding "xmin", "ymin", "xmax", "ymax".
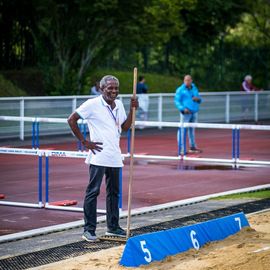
[{"xmin": 32, "ymin": 211, "xmax": 270, "ymax": 270}]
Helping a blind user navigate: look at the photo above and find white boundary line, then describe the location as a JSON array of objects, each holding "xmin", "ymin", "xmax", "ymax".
[
  {"xmin": 0, "ymin": 184, "xmax": 269, "ymax": 243},
  {"xmin": 45, "ymin": 204, "xmax": 106, "ymax": 214},
  {"xmin": 246, "ymin": 208, "xmax": 270, "ymax": 217}
]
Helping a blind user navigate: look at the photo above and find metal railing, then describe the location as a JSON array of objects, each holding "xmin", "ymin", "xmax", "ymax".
[{"xmin": 0, "ymin": 91, "xmax": 269, "ymax": 140}]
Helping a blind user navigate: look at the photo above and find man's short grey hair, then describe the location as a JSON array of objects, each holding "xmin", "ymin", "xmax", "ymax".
[
  {"xmin": 100, "ymin": 75, "xmax": 119, "ymax": 89},
  {"xmin": 245, "ymin": 75, "xmax": 252, "ymax": 81}
]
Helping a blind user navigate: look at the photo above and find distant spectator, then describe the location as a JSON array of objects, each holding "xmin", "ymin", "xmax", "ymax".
[
  {"xmin": 174, "ymin": 75, "xmax": 202, "ymax": 154},
  {"xmin": 90, "ymin": 81, "xmax": 101, "ymax": 95},
  {"xmin": 241, "ymin": 75, "xmax": 263, "ymax": 120},
  {"xmin": 241, "ymin": 75, "xmax": 263, "ymax": 92},
  {"xmin": 136, "ymin": 76, "xmax": 149, "ymax": 124}
]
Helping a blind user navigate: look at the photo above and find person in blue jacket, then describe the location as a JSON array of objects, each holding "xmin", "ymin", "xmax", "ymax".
[{"xmin": 174, "ymin": 75, "xmax": 202, "ymax": 154}]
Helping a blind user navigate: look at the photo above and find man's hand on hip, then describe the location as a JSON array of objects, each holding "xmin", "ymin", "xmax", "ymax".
[{"xmin": 82, "ymin": 140, "xmax": 103, "ymax": 154}]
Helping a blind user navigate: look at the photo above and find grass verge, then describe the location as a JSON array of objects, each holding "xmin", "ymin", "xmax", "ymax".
[
  {"xmin": 83, "ymin": 69, "xmax": 180, "ymax": 94},
  {"xmin": 0, "ymin": 74, "xmax": 26, "ymax": 97},
  {"xmin": 211, "ymin": 189, "xmax": 270, "ymax": 200}
]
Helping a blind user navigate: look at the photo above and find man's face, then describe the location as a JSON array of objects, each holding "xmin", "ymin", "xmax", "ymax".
[
  {"xmin": 102, "ymin": 80, "xmax": 119, "ymax": 103},
  {"xmin": 184, "ymin": 76, "xmax": 192, "ymax": 88}
]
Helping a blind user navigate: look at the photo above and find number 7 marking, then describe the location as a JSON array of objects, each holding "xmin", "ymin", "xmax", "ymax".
[{"xmin": 234, "ymin": 217, "xmax": 242, "ymax": 230}]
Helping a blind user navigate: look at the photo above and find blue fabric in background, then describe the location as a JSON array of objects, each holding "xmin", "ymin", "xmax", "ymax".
[{"xmin": 120, "ymin": 212, "xmax": 249, "ymax": 267}]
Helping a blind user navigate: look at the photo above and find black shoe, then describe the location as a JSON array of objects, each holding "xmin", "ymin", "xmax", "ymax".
[
  {"xmin": 105, "ymin": 227, "xmax": 126, "ymax": 238},
  {"xmin": 189, "ymin": 147, "xmax": 202, "ymax": 153}
]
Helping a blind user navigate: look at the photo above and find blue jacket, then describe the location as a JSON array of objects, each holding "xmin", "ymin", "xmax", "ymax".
[
  {"xmin": 174, "ymin": 83, "xmax": 202, "ymax": 113},
  {"xmin": 137, "ymin": 82, "xmax": 148, "ymax": 94}
]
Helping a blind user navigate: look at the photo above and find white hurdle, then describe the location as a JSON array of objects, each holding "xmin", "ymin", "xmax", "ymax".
[
  {"xmin": 43, "ymin": 150, "xmax": 108, "ymax": 214},
  {"xmin": 0, "ymin": 148, "xmax": 125, "ymax": 213},
  {"xmin": 1, "ymin": 116, "xmax": 270, "ymax": 165},
  {"xmin": 134, "ymin": 121, "xmax": 270, "ymax": 165},
  {"xmin": 0, "ymin": 148, "xmax": 44, "ymax": 208}
]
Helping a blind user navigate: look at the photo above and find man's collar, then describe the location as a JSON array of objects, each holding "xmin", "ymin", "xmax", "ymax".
[{"xmin": 100, "ymin": 95, "xmax": 118, "ymax": 109}]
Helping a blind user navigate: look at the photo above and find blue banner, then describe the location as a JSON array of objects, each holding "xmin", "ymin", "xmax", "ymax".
[{"xmin": 120, "ymin": 212, "xmax": 249, "ymax": 267}]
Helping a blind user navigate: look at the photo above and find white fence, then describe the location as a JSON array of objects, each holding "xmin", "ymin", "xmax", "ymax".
[{"xmin": 0, "ymin": 91, "xmax": 269, "ymax": 140}]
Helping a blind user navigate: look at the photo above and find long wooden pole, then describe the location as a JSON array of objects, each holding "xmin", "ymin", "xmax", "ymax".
[{"xmin": 126, "ymin": 67, "xmax": 137, "ymax": 239}]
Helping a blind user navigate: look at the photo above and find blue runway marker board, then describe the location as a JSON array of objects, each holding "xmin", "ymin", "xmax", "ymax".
[{"xmin": 120, "ymin": 212, "xmax": 249, "ymax": 267}]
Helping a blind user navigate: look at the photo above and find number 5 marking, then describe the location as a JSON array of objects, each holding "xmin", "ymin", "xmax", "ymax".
[
  {"xmin": 190, "ymin": 230, "xmax": 200, "ymax": 250},
  {"xmin": 234, "ymin": 217, "xmax": 242, "ymax": 230},
  {"xmin": 140, "ymin": 240, "xmax": 152, "ymax": 263}
]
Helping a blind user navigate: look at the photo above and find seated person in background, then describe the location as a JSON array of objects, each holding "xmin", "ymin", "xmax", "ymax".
[
  {"xmin": 241, "ymin": 75, "xmax": 263, "ymax": 92},
  {"xmin": 90, "ymin": 81, "xmax": 101, "ymax": 95}
]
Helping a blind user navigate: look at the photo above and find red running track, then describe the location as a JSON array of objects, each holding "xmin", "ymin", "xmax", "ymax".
[{"xmin": 0, "ymin": 128, "xmax": 269, "ymax": 236}]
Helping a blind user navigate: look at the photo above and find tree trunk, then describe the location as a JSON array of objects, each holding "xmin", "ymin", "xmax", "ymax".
[{"xmin": 141, "ymin": 47, "xmax": 148, "ymax": 71}]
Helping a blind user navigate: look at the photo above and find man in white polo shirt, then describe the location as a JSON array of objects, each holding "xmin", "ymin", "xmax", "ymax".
[{"xmin": 68, "ymin": 75, "xmax": 138, "ymax": 242}]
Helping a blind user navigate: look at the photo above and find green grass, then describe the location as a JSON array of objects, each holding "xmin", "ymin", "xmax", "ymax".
[
  {"xmin": 0, "ymin": 74, "xmax": 26, "ymax": 97},
  {"xmin": 83, "ymin": 69, "xmax": 180, "ymax": 94},
  {"xmin": 211, "ymin": 189, "xmax": 270, "ymax": 200}
]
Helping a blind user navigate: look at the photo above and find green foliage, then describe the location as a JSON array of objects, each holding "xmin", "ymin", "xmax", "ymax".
[
  {"xmin": 0, "ymin": 74, "xmax": 26, "ymax": 97},
  {"xmin": 82, "ymin": 69, "xmax": 180, "ymax": 94},
  {"xmin": 1, "ymin": 0, "xmax": 270, "ymax": 94},
  {"xmin": 33, "ymin": 0, "xmax": 154, "ymax": 95},
  {"xmin": 222, "ymin": 0, "xmax": 270, "ymax": 89}
]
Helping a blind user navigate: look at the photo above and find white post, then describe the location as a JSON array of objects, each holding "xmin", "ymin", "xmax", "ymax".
[
  {"xmin": 225, "ymin": 94, "xmax": 230, "ymax": 123},
  {"xmin": 72, "ymin": 97, "xmax": 77, "ymax": 112},
  {"xmin": 254, "ymin": 93, "xmax": 258, "ymax": 122},
  {"xmin": 20, "ymin": 98, "xmax": 24, "ymax": 140},
  {"xmin": 158, "ymin": 95, "xmax": 162, "ymax": 129}
]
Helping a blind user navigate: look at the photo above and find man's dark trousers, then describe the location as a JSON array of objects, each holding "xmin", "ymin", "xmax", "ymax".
[{"xmin": 83, "ymin": 164, "xmax": 120, "ymax": 232}]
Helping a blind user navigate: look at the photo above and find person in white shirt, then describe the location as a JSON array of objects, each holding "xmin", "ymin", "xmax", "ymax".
[{"xmin": 68, "ymin": 75, "xmax": 138, "ymax": 241}]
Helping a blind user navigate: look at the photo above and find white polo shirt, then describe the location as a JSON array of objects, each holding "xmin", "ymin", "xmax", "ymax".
[{"xmin": 76, "ymin": 95, "xmax": 127, "ymax": 167}]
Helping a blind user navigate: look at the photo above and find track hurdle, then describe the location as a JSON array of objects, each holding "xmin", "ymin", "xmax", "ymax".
[
  {"xmin": 0, "ymin": 148, "xmax": 44, "ymax": 208},
  {"xmin": 133, "ymin": 121, "xmax": 270, "ymax": 165},
  {"xmin": 30, "ymin": 117, "xmax": 87, "ymax": 151},
  {"xmin": 44, "ymin": 149, "xmax": 123, "ymax": 213},
  {"xmin": 32, "ymin": 119, "xmax": 40, "ymax": 149},
  {"xmin": 0, "ymin": 147, "xmax": 124, "ymax": 213},
  {"xmin": 77, "ymin": 122, "xmax": 88, "ymax": 151},
  {"xmin": 1, "ymin": 116, "xmax": 270, "ymax": 165},
  {"xmin": 177, "ymin": 126, "xmax": 187, "ymax": 156}
]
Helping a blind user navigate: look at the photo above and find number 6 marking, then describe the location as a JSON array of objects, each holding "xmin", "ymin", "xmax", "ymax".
[
  {"xmin": 190, "ymin": 230, "xmax": 200, "ymax": 250},
  {"xmin": 140, "ymin": 240, "xmax": 152, "ymax": 263},
  {"xmin": 234, "ymin": 217, "xmax": 242, "ymax": 230}
]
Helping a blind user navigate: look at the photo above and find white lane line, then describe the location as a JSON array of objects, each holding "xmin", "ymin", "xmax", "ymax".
[{"xmin": 252, "ymin": 246, "xmax": 270, "ymax": 253}]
